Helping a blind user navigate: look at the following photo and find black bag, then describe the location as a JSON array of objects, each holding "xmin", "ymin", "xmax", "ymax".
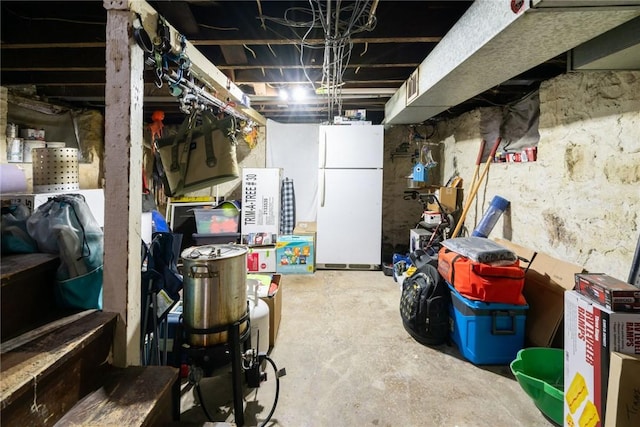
[
  {"xmin": 409, "ymin": 248, "xmax": 438, "ymax": 272},
  {"xmin": 399, "ymin": 264, "xmax": 450, "ymax": 346}
]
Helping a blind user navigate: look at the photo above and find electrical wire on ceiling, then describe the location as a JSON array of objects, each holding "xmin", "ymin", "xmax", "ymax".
[{"xmin": 256, "ymin": 0, "xmax": 378, "ymax": 122}]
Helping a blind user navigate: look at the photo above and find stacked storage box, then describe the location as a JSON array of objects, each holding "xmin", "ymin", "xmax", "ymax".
[
  {"xmin": 240, "ymin": 168, "xmax": 282, "ymax": 273},
  {"xmin": 191, "ymin": 201, "xmax": 241, "ymax": 245},
  {"xmin": 437, "ymin": 237, "xmax": 528, "ymax": 365},
  {"xmin": 564, "ymin": 274, "xmax": 640, "ymax": 427},
  {"xmin": 276, "ymin": 234, "xmax": 315, "ymax": 274},
  {"xmin": 448, "ymin": 284, "xmax": 528, "ymax": 365}
]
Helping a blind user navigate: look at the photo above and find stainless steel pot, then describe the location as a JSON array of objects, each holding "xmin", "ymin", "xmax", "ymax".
[{"xmin": 180, "ymin": 244, "xmax": 248, "ymax": 347}]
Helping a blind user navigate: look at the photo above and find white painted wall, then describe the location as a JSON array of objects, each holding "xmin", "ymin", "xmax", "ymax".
[
  {"xmin": 266, "ymin": 119, "xmax": 319, "ymax": 222},
  {"xmin": 435, "ymin": 71, "xmax": 640, "ymax": 281}
]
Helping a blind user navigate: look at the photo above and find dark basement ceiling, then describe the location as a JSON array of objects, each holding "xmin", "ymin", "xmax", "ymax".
[{"xmin": 0, "ymin": 1, "xmax": 567, "ymax": 125}]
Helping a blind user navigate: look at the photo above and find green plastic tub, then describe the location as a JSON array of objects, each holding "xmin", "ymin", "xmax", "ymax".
[{"xmin": 510, "ymin": 348, "xmax": 564, "ymax": 426}]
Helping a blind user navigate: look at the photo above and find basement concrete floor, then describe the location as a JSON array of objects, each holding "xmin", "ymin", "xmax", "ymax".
[{"xmin": 176, "ymin": 270, "xmax": 555, "ymax": 427}]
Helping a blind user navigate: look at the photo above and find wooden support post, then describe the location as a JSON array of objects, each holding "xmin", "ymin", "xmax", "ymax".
[{"xmin": 103, "ymin": 0, "xmax": 144, "ymax": 367}]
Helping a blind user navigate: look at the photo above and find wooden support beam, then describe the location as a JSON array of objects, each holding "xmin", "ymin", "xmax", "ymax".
[
  {"xmin": 191, "ymin": 36, "xmax": 443, "ymax": 46},
  {"xmin": 0, "ymin": 63, "xmax": 419, "ymax": 73},
  {"xmin": 103, "ymin": 0, "xmax": 144, "ymax": 367},
  {"xmin": 0, "ymin": 36, "xmax": 442, "ymax": 50}
]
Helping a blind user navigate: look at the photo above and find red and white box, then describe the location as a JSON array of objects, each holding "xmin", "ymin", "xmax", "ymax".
[
  {"xmin": 575, "ymin": 273, "xmax": 640, "ymax": 312},
  {"xmin": 247, "ymin": 245, "xmax": 277, "ymax": 273},
  {"xmin": 564, "ymin": 291, "xmax": 640, "ymax": 427},
  {"xmin": 422, "ymin": 210, "xmax": 442, "ymax": 226}
]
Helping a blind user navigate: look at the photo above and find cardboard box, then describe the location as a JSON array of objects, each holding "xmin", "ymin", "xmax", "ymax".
[
  {"xmin": 240, "ymin": 168, "xmax": 281, "ymax": 235},
  {"xmin": 575, "ymin": 273, "xmax": 640, "ymax": 312},
  {"xmin": 291, "ymin": 222, "xmax": 317, "ymax": 267},
  {"xmin": 494, "ymin": 238, "xmax": 585, "ymax": 348},
  {"xmin": 293, "ymin": 221, "xmax": 317, "ymax": 234},
  {"xmin": 428, "ymin": 187, "xmax": 463, "ymax": 212},
  {"xmin": 604, "ymin": 352, "xmax": 640, "ymax": 427},
  {"xmin": 247, "ymin": 245, "xmax": 277, "ymax": 273},
  {"xmin": 276, "ymin": 234, "xmax": 315, "ymax": 274},
  {"xmin": 250, "ymin": 273, "xmax": 282, "ymax": 348},
  {"xmin": 564, "ymin": 291, "xmax": 640, "ymax": 427}
]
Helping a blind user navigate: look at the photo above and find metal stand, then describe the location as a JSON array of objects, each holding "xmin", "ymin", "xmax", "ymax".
[
  {"xmin": 175, "ymin": 309, "xmax": 251, "ymax": 426},
  {"xmin": 228, "ymin": 318, "xmax": 245, "ymax": 426}
]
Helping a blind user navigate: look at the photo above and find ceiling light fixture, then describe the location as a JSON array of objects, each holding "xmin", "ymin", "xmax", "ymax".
[{"xmin": 292, "ymin": 86, "xmax": 307, "ymax": 101}]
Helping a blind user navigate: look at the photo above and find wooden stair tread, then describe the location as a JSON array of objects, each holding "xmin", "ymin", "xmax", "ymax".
[
  {"xmin": 0, "ymin": 311, "xmax": 117, "ymax": 407},
  {"xmin": 1, "ymin": 253, "xmax": 59, "ymax": 286},
  {"xmin": 54, "ymin": 365, "xmax": 179, "ymax": 426},
  {"xmin": 1, "ymin": 252, "xmax": 61, "ymax": 342}
]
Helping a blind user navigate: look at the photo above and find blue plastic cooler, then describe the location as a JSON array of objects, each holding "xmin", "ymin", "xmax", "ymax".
[{"xmin": 448, "ymin": 284, "xmax": 527, "ymax": 365}]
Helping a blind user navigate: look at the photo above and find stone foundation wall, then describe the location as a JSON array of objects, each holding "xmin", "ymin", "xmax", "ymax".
[
  {"xmin": 431, "ymin": 71, "xmax": 640, "ymax": 281},
  {"xmin": 381, "ymin": 124, "xmax": 443, "ymax": 261}
]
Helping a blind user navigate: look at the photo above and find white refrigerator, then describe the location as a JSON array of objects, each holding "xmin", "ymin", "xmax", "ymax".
[{"xmin": 316, "ymin": 124, "xmax": 384, "ymax": 269}]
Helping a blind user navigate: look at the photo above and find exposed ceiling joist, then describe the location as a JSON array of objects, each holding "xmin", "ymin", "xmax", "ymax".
[{"xmin": 0, "ymin": 36, "xmax": 442, "ymax": 50}]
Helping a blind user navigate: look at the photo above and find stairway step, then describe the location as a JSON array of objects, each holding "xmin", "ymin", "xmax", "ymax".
[
  {"xmin": 1, "ymin": 309, "xmax": 97, "ymax": 354},
  {"xmin": 1, "ymin": 252, "xmax": 65, "ymax": 342},
  {"xmin": 0, "ymin": 311, "xmax": 117, "ymax": 426},
  {"xmin": 54, "ymin": 365, "xmax": 179, "ymax": 427}
]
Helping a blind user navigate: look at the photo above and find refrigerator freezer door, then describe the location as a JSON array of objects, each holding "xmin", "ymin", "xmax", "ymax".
[
  {"xmin": 319, "ymin": 125, "xmax": 384, "ymax": 169},
  {"xmin": 316, "ymin": 168, "xmax": 382, "ymax": 267}
]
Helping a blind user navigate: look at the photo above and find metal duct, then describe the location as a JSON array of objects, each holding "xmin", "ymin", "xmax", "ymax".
[{"xmin": 384, "ymin": 0, "xmax": 640, "ymax": 125}]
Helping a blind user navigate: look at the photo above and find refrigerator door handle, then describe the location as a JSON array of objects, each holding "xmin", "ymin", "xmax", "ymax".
[
  {"xmin": 320, "ymin": 168, "xmax": 326, "ymax": 207},
  {"xmin": 320, "ymin": 129, "xmax": 327, "ymax": 169}
]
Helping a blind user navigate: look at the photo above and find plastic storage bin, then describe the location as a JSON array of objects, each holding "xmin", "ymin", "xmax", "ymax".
[
  {"xmin": 193, "ymin": 208, "xmax": 239, "ymax": 234},
  {"xmin": 192, "ymin": 233, "xmax": 241, "ymax": 245},
  {"xmin": 448, "ymin": 284, "xmax": 527, "ymax": 364},
  {"xmin": 510, "ymin": 348, "xmax": 564, "ymax": 425}
]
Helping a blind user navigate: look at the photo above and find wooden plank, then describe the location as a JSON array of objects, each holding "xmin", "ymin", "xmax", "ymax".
[
  {"xmin": 53, "ymin": 366, "xmax": 179, "ymax": 427},
  {"xmin": 103, "ymin": 1, "xmax": 144, "ymax": 367},
  {"xmin": 0, "ymin": 253, "xmax": 59, "ymax": 286},
  {"xmin": 0, "ymin": 36, "xmax": 442, "ymax": 50},
  {"xmin": 1, "ymin": 310, "xmax": 97, "ymax": 354},
  {"xmin": 0, "ymin": 312, "xmax": 117, "ymax": 426},
  {"xmin": 1, "ymin": 253, "xmax": 60, "ymax": 342}
]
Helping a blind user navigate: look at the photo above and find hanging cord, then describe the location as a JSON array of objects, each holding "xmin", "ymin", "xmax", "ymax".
[
  {"xmin": 257, "ymin": 355, "xmax": 281, "ymax": 427},
  {"xmin": 195, "ymin": 382, "xmax": 216, "ymax": 422}
]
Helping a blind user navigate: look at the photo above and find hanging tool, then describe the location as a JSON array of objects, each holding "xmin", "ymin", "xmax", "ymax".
[
  {"xmin": 468, "ymin": 139, "xmax": 486, "ymax": 198},
  {"xmin": 451, "ymin": 137, "xmax": 502, "ymax": 238}
]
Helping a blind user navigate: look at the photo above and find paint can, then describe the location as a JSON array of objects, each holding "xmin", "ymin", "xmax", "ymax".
[
  {"xmin": 23, "ymin": 140, "xmax": 46, "ymax": 163},
  {"xmin": 20, "ymin": 128, "xmax": 46, "ymax": 141},
  {"xmin": 524, "ymin": 147, "xmax": 537, "ymax": 162},
  {"xmin": 7, "ymin": 138, "xmax": 24, "ymax": 163},
  {"xmin": 6, "ymin": 123, "xmax": 19, "ymax": 139}
]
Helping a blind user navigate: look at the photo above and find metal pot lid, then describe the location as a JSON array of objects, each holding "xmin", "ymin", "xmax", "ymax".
[{"xmin": 181, "ymin": 244, "xmax": 248, "ymax": 261}]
